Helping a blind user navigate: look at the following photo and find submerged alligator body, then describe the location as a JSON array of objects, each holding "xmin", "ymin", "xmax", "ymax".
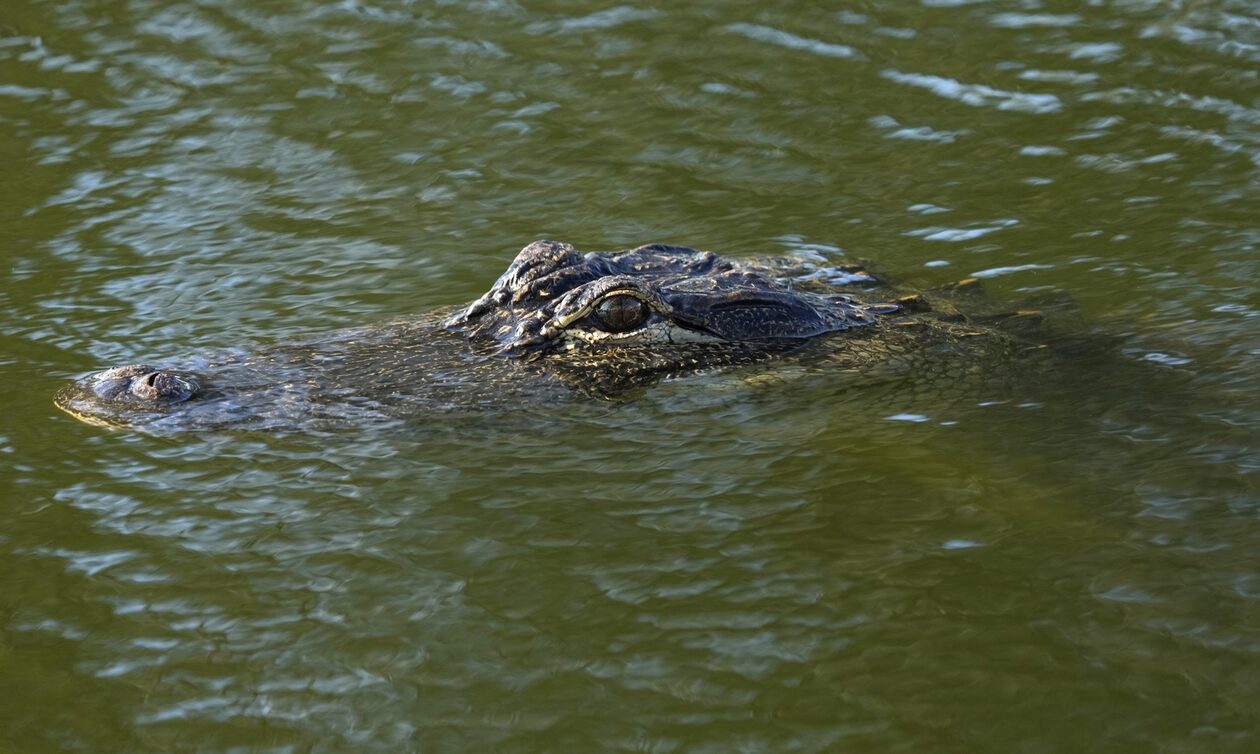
[{"xmin": 55, "ymin": 240, "xmax": 1044, "ymax": 431}]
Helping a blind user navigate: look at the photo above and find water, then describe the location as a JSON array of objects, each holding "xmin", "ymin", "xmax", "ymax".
[{"xmin": 4, "ymin": 0, "xmax": 1260, "ymax": 751}]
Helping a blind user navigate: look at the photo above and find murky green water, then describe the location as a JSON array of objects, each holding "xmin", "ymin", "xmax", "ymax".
[{"xmin": 4, "ymin": 0, "xmax": 1259, "ymax": 751}]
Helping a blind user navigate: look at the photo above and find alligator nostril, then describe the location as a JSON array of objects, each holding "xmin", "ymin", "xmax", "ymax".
[{"xmin": 127, "ymin": 369, "xmax": 198, "ymax": 404}]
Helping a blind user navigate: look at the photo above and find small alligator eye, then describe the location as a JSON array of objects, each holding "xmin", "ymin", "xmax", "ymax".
[{"xmin": 592, "ymin": 295, "xmax": 650, "ymax": 333}]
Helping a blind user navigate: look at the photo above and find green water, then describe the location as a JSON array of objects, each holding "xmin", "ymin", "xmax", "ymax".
[{"xmin": 3, "ymin": 0, "xmax": 1259, "ymax": 751}]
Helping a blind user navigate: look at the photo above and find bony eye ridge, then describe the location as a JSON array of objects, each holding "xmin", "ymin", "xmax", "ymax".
[{"xmin": 591, "ymin": 294, "xmax": 651, "ymax": 333}]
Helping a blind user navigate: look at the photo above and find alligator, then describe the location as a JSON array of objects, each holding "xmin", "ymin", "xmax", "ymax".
[{"xmin": 54, "ymin": 240, "xmax": 1047, "ymax": 431}]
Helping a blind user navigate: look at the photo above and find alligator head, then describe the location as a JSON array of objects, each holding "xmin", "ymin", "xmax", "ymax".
[{"xmin": 56, "ymin": 240, "xmax": 898, "ymax": 427}]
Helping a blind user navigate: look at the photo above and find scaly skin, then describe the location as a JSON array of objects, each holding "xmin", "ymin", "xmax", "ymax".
[{"xmin": 54, "ymin": 240, "xmax": 1044, "ymax": 431}]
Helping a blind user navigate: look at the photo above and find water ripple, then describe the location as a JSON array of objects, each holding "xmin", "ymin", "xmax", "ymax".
[
  {"xmin": 881, "ymin": 69, "xmax": 1062, "ymax": 114},
  {"xmin": 724, "ymin": 22, "xmax": 863, "ymax": 60}
]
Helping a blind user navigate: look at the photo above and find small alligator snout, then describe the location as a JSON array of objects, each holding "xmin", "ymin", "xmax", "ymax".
[{"xmin": 90, "ymin": 364, "xmax": 199, "ymax": 405}]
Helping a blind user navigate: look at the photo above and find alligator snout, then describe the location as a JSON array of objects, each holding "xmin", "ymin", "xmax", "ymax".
[{"xmin": 89, "ymin": 364, "xmax": 199, "ymax": 405}]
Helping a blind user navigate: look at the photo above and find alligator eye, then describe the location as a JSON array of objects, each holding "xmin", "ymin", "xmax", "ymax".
[{"xmin": 592, "ymin": 295, "xmax": 650, "ymax": 333}]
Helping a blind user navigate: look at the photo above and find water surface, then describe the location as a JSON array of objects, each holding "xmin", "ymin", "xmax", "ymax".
[{"xmin": 3, "ymin": 1, "xmax": 1259, "ymax": 751}]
